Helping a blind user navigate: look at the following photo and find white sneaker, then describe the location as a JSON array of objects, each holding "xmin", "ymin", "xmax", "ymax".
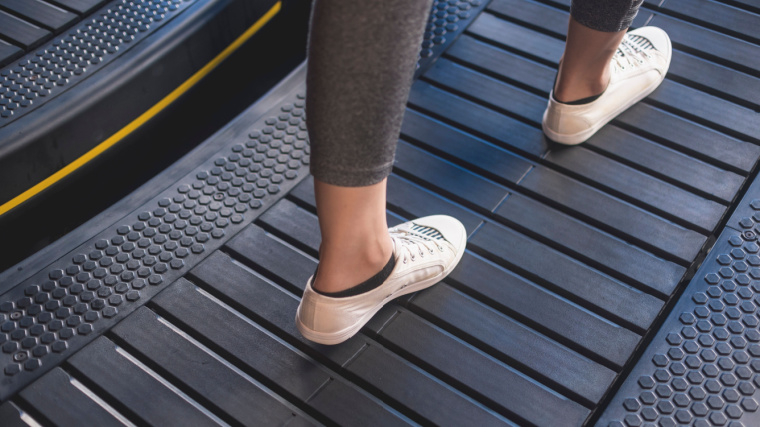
[
  {"xmin": 295, "ymin": 215, "xmax": 467, "ymax": 345},
  {"xmin": 542, "ymin": 26, "xmax": 672, "ymax": 145}
]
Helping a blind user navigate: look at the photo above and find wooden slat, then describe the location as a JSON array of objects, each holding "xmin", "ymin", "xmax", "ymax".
[
  {"xmin": 467, "ymin": 13, "xmax": 563, "ymax": 64},
  {"xmin": 18, "ymin": 367, "xmax": 124, "ymax": 427},
  {"xmin": 189, "ymin": 249, "xmax": 511, "ymax": 426},
  {"xmin": 0, "ymin": 401, "xmax": 31, "ymax": 427},
  {"xmin": 66, "ymin": 336, "xmax": 219, "ymax": 426},
  {"xmin": 649, "ymin": 12, "xmax": 760, "ymax": 74},
  {"xmin": 367, "ymin": 308, "xmax": 591, "ymax": 427},
  {"xmin": 0, "ymin": 0, "xmax": 77, "ymax": 32},
  {"xmin": 46, "ymin": 0, "xmax": 105, "ymax": 15},
  {"xmin": 646, "ymin": 79, "xmax": 760, "ymax": 142},
  {"xmin": 408, "ymin": 81, "xmax": 547, "ymax": 157},
  {"xmin": 543, "ymin": 147, "xmax": 725, "ymax": 234},
  {"xmin": 151, "ymin": 278, "xmax": 408, "ymax": 426},
  {"xmin": 0, "ymin": 38, "xmax": 22, "ymax": 67},
  {"xmin": 394, "ymin": 140, "xmax": 510, "ymax": 212},
  {"xmin": 0, "ymin": 10, "xmax": 50, "ymax": 50},
  {"xmin": 410, "ymin": 282, "xmax": 618, "ymax": 401},
  {"xmin": 496, "ymin": 193, "xmax": 686, "ymax": 291},
  {"xmin": 111, "ymin": 307, "xmax": 306, "ymax": 427},
  {"xmin": 668, "ymin": 50, "xmax": 760, "ymax": 108},
  {"xmin": 488, "ymin": 0, "xmax": 567, "ymax": 37},
  {"xmin": 518, "ymin": 166, "xmax": 706, "ymax": 264},
  {"xmin": 616, "ymin": 103, "xmax": 760, "ymax": 174}
]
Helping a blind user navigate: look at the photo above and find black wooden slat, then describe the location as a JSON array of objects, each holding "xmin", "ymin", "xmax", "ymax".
[
  {"xmin": 669, "ymin": 50, "xmax": 760, "ymax": 108},
  {"xmin": 225, "ymin": 224, "xmax": 316, "ymax": 296},
  {"xmin": 46, "ymin": 0, "xmax": 106, "ymax": 15},
  {"xmin": 646, "ymin": 79, "xmax": 760, "ymax": 142},
  {"xmin": 543, "ymin": 147, "xmax": 725, "ymax": 234},
  {"xmin": 0, "ymin": 10, "xmax": 50, "ymax": 50},
  {"xmin": 386, "ymin": 175, "xmax": 485, "ymax": 236},
  {"xmin": 0, "ymin": 401, "xmax": 30, "ymax": 427},
  {"xmin": 714, "ymin": 0, "xmax": 760, "ymax": 14},
  {"xmin": 190, "ymin": 249, "xmax": 511, "ymax": 426},
  {"xmin": 18, "ymin": 367, "xmax": 124, "ymax": 427},
  {"xmin": 649, "ymin": 12, "xmax": 760, "ymax": 74},
  {"xmin": 519, "ymin": 166, "xmax": 706, "ymax": 264},
  {"xmin": 408, "ymin": 81, "xmax": 547, "ymax": 157},
  {"xmin": 470, "ymin": 220, "xmax": 667, "ymax": 313},
  {"xmin": 66, "ymin": 336, "xmax": 219, "ymax": 427},
  {"xmin": 151, "ymin": 278, "xmax": 408, "ymax": 426},
  {"xmin": 368, "ymin": 309, "xmax": 591, "ymax": 427},
  {"xmin": 497, "ymin": 193, "xmax": 687, "ymax": 292},
  {"xmin": 111, "ymin": 307, "xmax": 305, "ymax": 427},
  {"xmin": 582, "ymin": 126, "xmax": 744, "ymax": 204},
  {"xmin": 467, "ymin": 12, "xmax": 563, "ymax": 64},
  {"xmin": 424, "ymin": 58, "xmax": 546, "ymax": 125},
  {"xmin": 410, "ymin": 282, "xmax": 618, "ymax": 402},
  {"xmin": 662, "ymin": 0, "xmax": 760, "ymax": 40},
  {"xmin": 488, "ymin": 0, "xmax": 567, "ymax": 37},
  {"xmin": 0, "ymin": 0, "xmax": 77, "ymax": 32},
  {"xmin": 394, "ymin": 140, "xmax": 510, "ymax": 212},
  {"xmin": 424, "ymin": 57, "xmax": 744, "ymax": 204},
  {"xmin": 454, "ymin": 231, "xmax": 660, "ymax": 332},
  {"xmin": 449, "ymin": 252, "xmax": 648, "ymax": 354},
  {"xmin": 448, "ymin": 35, "xmax": 760, "ymax": 174},
  {"xmin": 399, "ymin": 109, "xmax": 534, "ymax": 186},
  {"xmin": 616, "ymin": 103, "xmax": 760, "ymax": 174},
  {"xmin": 0, "ymin": 38, "xmax": 22, "ymax": 67}
]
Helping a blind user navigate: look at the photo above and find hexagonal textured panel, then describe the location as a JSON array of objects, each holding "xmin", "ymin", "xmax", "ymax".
[
  {"xmin": 0, "ymin": 0, "xmax": 193, "ymax": 121},
  {"xmin": 0, "ymin": 88, "xmax": 309, "ymax": 400},
  {"xmin": 600, "ymin": 225, "xmax": 760, "ymax": 425},
  {"xmin": 416, "ymin": 0, "xmax": 488, "ymax": 75}
]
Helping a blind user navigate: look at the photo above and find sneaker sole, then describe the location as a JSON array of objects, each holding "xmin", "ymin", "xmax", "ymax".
[
  {"xmin": 544, "ymin": 34, "xmax": 672, "ymax": 145},
  {"xmin": 295, "ymin": 222, "xmax": 468, "ymax": 345}
]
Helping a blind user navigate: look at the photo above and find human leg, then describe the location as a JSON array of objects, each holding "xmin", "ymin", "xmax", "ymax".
[
  {"xmin": 297, "ymin": 0, "xmax": 467, "ymax": 344},
  {"xmin": 543, "ymin": 0, "xmax": 672, "ymax": 144},
  {"xmin": 305, "ymin": 0, "xmax": 433, "ymax": 294}
]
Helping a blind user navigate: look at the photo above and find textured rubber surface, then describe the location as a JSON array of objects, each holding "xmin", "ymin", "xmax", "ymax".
[
  {"xmin": 0, "ymin": 0, "xmax": 192, "ymax": 122},
  {"xmin": 0, "ymin": 66, "xmax": 310, "ymax": 401},
  {"xmin": 597, "ymin": 218, "xmax": 760, "ymax": 426}
]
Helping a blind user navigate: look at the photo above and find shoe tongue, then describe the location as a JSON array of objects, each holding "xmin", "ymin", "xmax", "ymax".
[{"xmin": 409, "ymin": 223, "xmax": 444, "ymax": 240}]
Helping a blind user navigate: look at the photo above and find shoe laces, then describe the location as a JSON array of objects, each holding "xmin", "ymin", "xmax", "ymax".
[
  {"xmin": 612, "ymin": 34, "xmax": 654, "ymax": 72},
  {"xmin": 389, "ymin": 223, "xmax": 446, "ymax": 264}
]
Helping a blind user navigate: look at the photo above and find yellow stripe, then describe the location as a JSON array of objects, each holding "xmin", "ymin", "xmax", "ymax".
[{"xmin": 0, "ymin": 1, "xmax": 282, "ymax": 217}]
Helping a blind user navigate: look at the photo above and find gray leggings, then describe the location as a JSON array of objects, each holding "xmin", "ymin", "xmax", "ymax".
[{"xmin": 307, "ymin": 0, "xmax": 643, "ymax": 187}]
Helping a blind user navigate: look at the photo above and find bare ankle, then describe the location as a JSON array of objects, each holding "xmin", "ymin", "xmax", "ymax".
[{"xmin": 313, "ymin": 234, "xmax": 393, "ymax": 294}]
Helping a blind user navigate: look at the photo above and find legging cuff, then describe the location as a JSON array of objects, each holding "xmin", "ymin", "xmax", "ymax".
[
  {"xmin": 570, "ymin": 0, "xmax": 643, "ymax": 32},
  {"xmin": 310, "ymin": 163, "xmax": 394, "ymax": 187}
]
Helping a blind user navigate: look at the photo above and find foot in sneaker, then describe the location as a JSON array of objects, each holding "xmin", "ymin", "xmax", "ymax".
[
  {"xmin": 542, "ymin": 26, "xmax": 672, "ymax": 145},
  {"xmin": 296, "ymin": 215, "xmax": 467, "ymax": 345}
]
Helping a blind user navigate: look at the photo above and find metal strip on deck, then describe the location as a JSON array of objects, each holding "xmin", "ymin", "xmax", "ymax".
[{"xmin": 1, "ymin": 0, "xmax": 759, "ymax": 425}]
